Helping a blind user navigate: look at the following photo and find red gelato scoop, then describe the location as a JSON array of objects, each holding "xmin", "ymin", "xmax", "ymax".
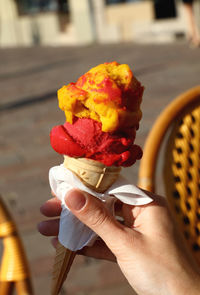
[{"xmin": 50, "ymin": 118, "xmax": 142, "ymax": 167}]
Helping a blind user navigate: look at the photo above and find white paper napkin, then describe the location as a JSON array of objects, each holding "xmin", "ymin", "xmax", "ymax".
[{"xmin": 49, "ymin": 164, "xmax": 152, "ymax": 251}]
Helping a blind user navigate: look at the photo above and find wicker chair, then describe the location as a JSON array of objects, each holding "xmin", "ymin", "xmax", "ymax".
[
  {"xmin": 138, "ymin": 85, "xmax": 200, "ymax": 265},
  {"xmin": 0, "ymin": 196, "xmax": 33, "ymax": 295}
]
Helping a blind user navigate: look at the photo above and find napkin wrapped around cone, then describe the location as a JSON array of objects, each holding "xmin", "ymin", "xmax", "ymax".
[{"xmin": 50, "ymin": 156, "xmax": 121, "ymax": 295}]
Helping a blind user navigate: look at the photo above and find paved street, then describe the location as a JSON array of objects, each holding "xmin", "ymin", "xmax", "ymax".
[{"xmin": 0, "ymin": 41, "xmax": 200, "ymax": 295}]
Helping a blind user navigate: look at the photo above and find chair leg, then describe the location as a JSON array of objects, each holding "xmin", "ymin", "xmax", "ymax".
[
  {"xmin": 15, "ymin": 279, "xmax": 33, "ymax": 295},
  {"xmin": 0, "ymin": 281, "xmax": 14, "ymax": 295}
]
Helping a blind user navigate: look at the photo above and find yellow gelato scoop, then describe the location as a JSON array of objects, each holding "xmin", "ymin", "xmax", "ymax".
[{"xmin": 58, "ymin": 61, "xmax": 143, "ymax": 133}]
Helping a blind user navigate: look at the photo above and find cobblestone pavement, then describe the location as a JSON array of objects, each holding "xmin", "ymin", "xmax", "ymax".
[{"xmin": 0, "ymin": 41, "xmax": 200, "ymax": 295}]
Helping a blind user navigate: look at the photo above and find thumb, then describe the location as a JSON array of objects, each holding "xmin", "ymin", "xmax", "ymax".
[{"xmin": 65, "ymin": 189, "xmax": 126, "ymax": 253}]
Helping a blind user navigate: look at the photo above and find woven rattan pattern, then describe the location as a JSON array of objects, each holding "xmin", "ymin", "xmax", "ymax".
[{"xmin": 164, "ymin": 104, "xmax": 200, "ymax": 264}]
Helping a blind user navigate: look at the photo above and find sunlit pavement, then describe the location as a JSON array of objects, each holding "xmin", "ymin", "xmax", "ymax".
[{"xmin": 0, "ymin": 41, "xmax": 200, "ymax": 295}]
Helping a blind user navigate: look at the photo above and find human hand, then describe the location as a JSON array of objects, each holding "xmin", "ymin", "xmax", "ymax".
[{"xmin": 38, "ymin": 190, "xmax": 200, "ymax": 295}]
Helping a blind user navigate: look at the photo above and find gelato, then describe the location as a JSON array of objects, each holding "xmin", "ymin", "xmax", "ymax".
[{"xmin": 50, "ymin": 61, "xmax": 144, "ymax": 167}]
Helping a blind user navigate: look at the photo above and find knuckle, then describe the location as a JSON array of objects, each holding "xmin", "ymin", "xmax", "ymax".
[{"xmin": 87, "ymin": 206, "xmax": 110, "ymax": 229}]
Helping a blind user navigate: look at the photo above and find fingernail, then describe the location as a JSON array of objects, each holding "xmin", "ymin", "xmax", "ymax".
[{"xmin": 65, "ymin": 190, "xmax": 86, "ymax": 211}]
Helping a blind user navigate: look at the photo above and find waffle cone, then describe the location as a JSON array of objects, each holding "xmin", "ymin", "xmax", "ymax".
[
  {"xmin": 63, "ymin": 156, "xmax": 121, "ymax": 193},
  {"xmin": 51, "ymin": 156, "xmax": 121, "ymax": 295},
  {"xmin": 51, "ymin": 243, "xmax": 76, "ymax": 295}
]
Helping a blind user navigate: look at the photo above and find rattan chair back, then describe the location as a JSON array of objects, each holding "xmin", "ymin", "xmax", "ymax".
[
  {"xmin": 0, "ymin": 196, "xmax": 33, "ymax": 295},
  {"xmin": 138, "ymin": 86, "xmax": 200, "ymax": 264}
]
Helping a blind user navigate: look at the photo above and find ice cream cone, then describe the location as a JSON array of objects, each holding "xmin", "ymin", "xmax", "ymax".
[
  {"xmin": 51, "ymin": 156, "xmax": 121, "ymax": 295},
  {"xmin": 63, "ymin": 156, "xmax": 121, "ymax": 193},
  {"xmin": 51, "ymin": 242, "xmax": 76, "ymax": 295}
]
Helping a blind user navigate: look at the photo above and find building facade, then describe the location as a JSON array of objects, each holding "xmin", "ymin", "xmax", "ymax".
[{"xmin": 0, "ymin": 0, "xmax": 189, "ymax": 47}]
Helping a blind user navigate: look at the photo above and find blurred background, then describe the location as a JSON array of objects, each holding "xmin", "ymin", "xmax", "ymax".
[
  {"xmin": 0, "ymin": 0, "xmax": 200, "ymax": 294},
  {"xmin": 1, "ymin": 0, "xmax": 200, "ymax": 46}
]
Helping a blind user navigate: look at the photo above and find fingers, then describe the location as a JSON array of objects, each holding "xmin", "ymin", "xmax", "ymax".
[
  {"xmin": 65, "ymin": 189, "xmax": 127, "ymax": 254},
  {"xmin": 40, "ymin": 198, "xmax": 62, "ymax": 217},
  {"xmin": 50, "ymin": 236, "xmax": 116, "ymax": 263},
  {"xmin": 38, "ymin": 218, "xmax": 60, "ymax": 236},
  {"xmin": 51, "ymin": 237, "xmax": 58, "ymax": 248},
  {"xmin": 78, "ymin": 239, "xmax": 116, "ymax": 262},
  {"xmin": 122, "ymin": 204, "xmax": 135, "ymax": 227}
]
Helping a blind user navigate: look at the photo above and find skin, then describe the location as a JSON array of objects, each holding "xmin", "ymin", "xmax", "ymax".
[
  {"xmin": 183, "ymin": 2, "xmax": 200, "ymax": 47},
  {"xmin": 38, "ymin": 189, "xmax": 200, "ymax": 295}
]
